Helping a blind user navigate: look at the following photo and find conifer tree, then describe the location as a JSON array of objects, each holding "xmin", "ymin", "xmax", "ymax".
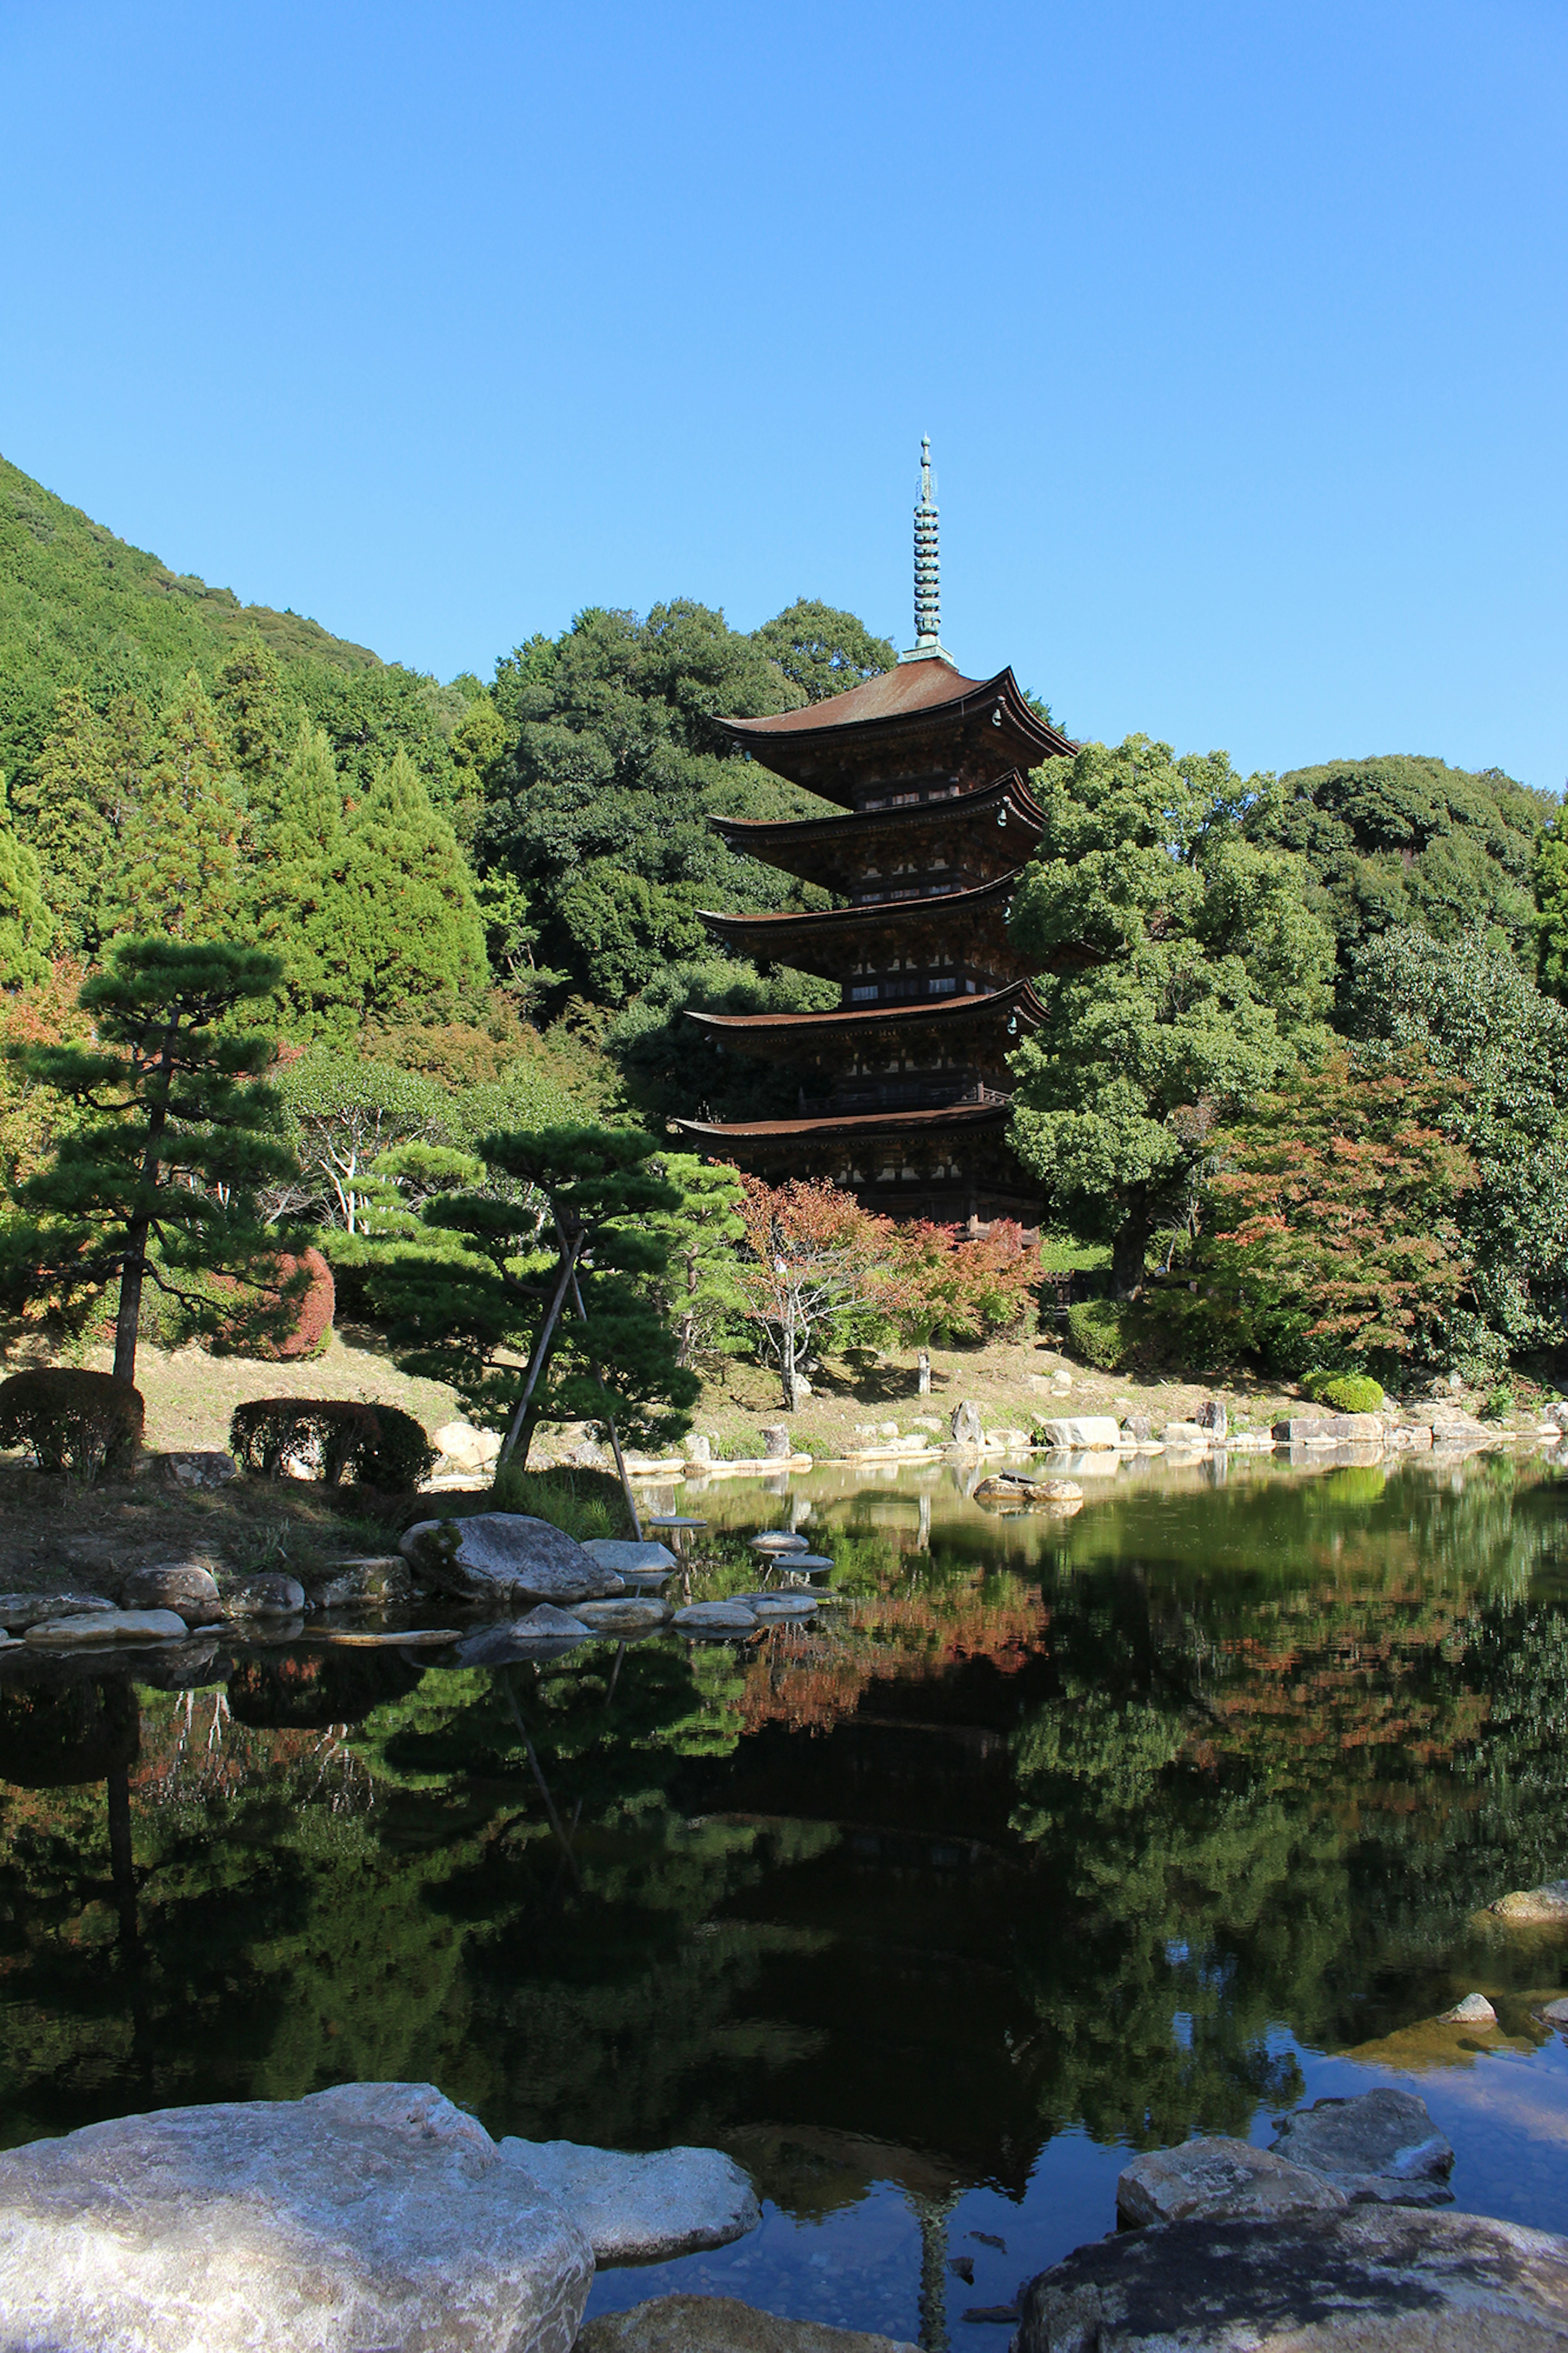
[
  {"xmin": 214, "ymin": 633, "xmax": 287, "ymax": 805},
  {"xmin": 338, "ymin": 749, "xmax": 487, "ymax": 1020},
  {"xmin": 0, "ymin": 778, "xmax": 53, "ymax": 986},
  {"xmin": 113, "ymin": 673, "xmax": 247, "ymax": 941},
  {"xmin": 253, "ymin": 718, "xmax": 351, "ymax": 1032},
  {"xmin": 7, "ymin": 939, "xmax": 302, "ymax": 1384},
  {"xmin": 14, "ymin": 686, "xmax": 115, "ymax": 955}
]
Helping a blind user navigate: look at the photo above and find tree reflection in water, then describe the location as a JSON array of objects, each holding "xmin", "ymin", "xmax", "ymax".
[{"xmin": 0, "ymin": 1452, "xmax": 1565, "ymax": 2245}]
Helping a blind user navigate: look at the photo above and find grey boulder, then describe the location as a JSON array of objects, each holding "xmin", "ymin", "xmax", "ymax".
[
  {"xmin": 573, "ymin": 1598, "xmax": 673, "ymax": 1633},
  {"xmin": 0, "ymin": 2079, "xmax": 593, "ymax": 2353},
  {"xmin": 1440, "ymin": 1991, "xmax": 1499, "ymax": 2025},
  {"xmin": 1270, "ymin": 2088, "xmax": 1454, "ymax": 2205},
  {"xmin": 500, "ymin": 2136, "xmax": 758, "ymax": 2262},
  {"xmin": 673, "ymin": 1601, "xmax": 759, "ymax": 1637},
  {"xmin": 582, "ymin": 1539, "xmax": 678, "ymax": 1575},
  {"xmin": 454, "ymin": 1604, "xmax": 591, "ymax": 1664},
  {"xmin": 0, "ymin": 1590, "xmax": 114, "ymax": 1630},
  {"xmin": 1016, "ymin": 2208, "xmax": 1568, "ymax": 2351},
  {"xmin": 949, "ymin": 1399, "xmax": 984, "ymax": 1447},
  {"xmin": 224, "ymin": 1572, "xmax": 308, "ymax": 1618},
  {"xmin": 120, "ymin": 1563, "xmax": 220, "ymax": 1614},
  {"xmin": 308, "ymin": 1555, "xmax": 412, "ymax": 1610},
  {"xmin": 26, "ymin": 1608, "xmax": 187, "ymax": 1646},
  {"xmin": 401, "ymin": 1513, "xmax": 625, "ymax": 1610},
  {"xmin": 1117, "ymin": 2136, "xmax": 1348, "ymax": 2227},
  {"xmin": 579, "ymin": 2300, "xmax": 916, "ymax": 2353},
  {"xmin": 148, "ymin": 1449, "xmax": 238, "ymax": 1488}
]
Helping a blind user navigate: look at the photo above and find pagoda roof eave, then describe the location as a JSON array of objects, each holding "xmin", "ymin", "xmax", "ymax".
[
  {"xmin": 672, "ymin": 1100, "xmax": 1014, "ymax": 1146},
  {"xmin": 710, "ymin": 771, "xmax": 1047, "ymax": 860},
  {"xmin": 719, "ymin": 666, "xmax": 1074, "ymax": 788},
  {"xmin": 686, "ymin": 977, "xmax": 1045, "ymax": 1057},
  {"xmin": 699, "ymin": 871, "xmax": 1016, "ymax": 956}
]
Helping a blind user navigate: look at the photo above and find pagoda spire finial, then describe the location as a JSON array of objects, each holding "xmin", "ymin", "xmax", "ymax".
[{"xmin": 900, "ymin": 435, "xmax": 953, "ymax": 665}]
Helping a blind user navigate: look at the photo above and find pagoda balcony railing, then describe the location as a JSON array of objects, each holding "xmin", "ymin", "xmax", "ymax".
[
  {"xmin": 815, "ymin": 1078, "xmax": 1012, "ymax": 1116},
  {"xmin": 850, "ymin": 882, "xmax": 961, "ymax": 905}
]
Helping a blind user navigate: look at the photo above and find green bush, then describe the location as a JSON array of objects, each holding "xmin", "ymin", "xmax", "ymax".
[
  {"xmin": 1312, "ymin": 1373, "xmax": 1385, "ymax": 1414},
  {"xmin": 229, "ymin": 1398, "xmax": 434, "ymax": 1489},
  {"xmin": 486, "ymin": 1462, "xmax": 629, "ymax": 1543},
  {"xmin": 354, "ymin": 1402, "xmax": 437, "ymax": 1489},
  {"xmin": 1065, "ymin": 1298, "xmax": 1129, "ymax": 1371},
  {"xmin": 0, "ymin": 1368, "xmax": 143, "ymax": 1481}
]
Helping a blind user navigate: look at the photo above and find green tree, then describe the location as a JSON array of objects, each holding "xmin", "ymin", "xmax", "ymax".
[
  {"xmin": 213, "ymin": 633, "xmax": 287, "ymax": 804},
  {"xmin": 6, "ymin": 939, "xmax": 301, "ymax": 1383},
  {"xmin": 0, "ymin": 779, "xmax": 53, "ymax": 986},
  {"xmin": 252, "ymin": 718, "xmax": 352, "ymax": 1032},
  {"xmin": 11, "ymin": 686, "xmax": 128, "ymax": 957},
  {"xmin": 1534, "ymin": 818, "xmax": 1568, "ymax": 1007},
  {"xmin": 1245, "ymin": 752, "xmax": 1555, "ymax": 975},
  {"xmin": 269, "ymin": 1051, "xmax": 455, "ymax": 1232},
  {"xmin": 1344, "ymin": 926, "xmax": 1568, "ymax": 1356},
  {"xmin": 338, "ymin": 750, "xmax": 487, "ymax": 1020},
  {"xmin": 1008, "ymin": 736, "xmax": 1335, "ymax": 1296},
  {"xmin": 749, "ymin": 599, "xmax": 897, "ymax": 704},
  {"xmin": 365, "ymin": 1124, "xmax": 697, "ymax": 1461},
  {"xmin": 112, "ymin": 673, "xmax": 246, "ymax": 942},
  {"xmin": 481, "ymin": 601, "xmax": 833, "ymax": 1001},
  {"xmin": 650, "ymin": 1153, "xmax": 747, "ymax": 1367}
]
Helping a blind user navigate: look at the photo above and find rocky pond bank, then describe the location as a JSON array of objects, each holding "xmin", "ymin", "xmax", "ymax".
[{"xmin": 12, "ymin": 2057, "xmax": 1568, "ymax": 2351}]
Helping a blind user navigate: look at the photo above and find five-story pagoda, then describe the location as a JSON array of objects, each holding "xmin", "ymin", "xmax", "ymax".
[{"xmin": 675, "ymin": 442, "xmax": 1074, "ymax": 1224}]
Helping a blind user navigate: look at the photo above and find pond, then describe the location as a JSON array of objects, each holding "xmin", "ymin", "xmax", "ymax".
[{"xmin": 3, "ymin": 1445, "xmax": 1568, "ymax": 2346}]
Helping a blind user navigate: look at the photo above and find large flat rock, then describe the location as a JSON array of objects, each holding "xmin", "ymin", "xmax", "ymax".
[
  {"xmin": 0, "ymin": 2079, "xmax": 593, "ymax": 2353},
  {"xmin": 454, "ymin": 1604, "xmax": 591, "ymax": 1664},
  {"xmin": 582, "ymin": 1539, "xmax": 678, "ymax": 1575},
  {"xmin": 1117, "ymin": 2136, "xmax": 1348, "ymax": 2227},
  {"xmin": 401, "ymin": 1513, "xmax": 626, "ymax": 1610},
  {"xmin": 1270, "ymin": 2088, "xmax": 1454, "ymax": 2204},
  {"xmin": 1038, "ymin": 1416, "xmax": 1121, "ymax": 1450},
  {"xmin": 501, "ymin": 2137, "xmax": 758, "ymax": 2261},
  {"xmin": 1015, "ymin": 2208, "xmax": 1568, "ymax": 2351},
  {"xmin": 26, "ymin": 1608, "xmax": 188, "ymax": 1647},
  {"xmin": 577, "ymin": 2297, "xmax": 917, "ymax": 2353}
]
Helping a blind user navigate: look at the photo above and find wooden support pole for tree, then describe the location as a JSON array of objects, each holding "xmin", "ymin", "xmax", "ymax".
[
  {"xmin": 496, "ymin": 1230, "xmax": 584, "ymax": 1471},
  {"xmin": 566, "ymin": 1256, "xmax": 644, "ymax": 1543}
]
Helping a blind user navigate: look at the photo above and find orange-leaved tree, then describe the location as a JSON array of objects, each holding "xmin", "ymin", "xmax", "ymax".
[
  {"xmin": 1180, "ymin": 1048, "xmax": 1477, "ymax": 1376},
  {"xmin": 888, "ymin": 1217, "xmax": 1042, "ymax": 1347},
  {"xmin": 735, "ymin": 1175, "xmax": 914, "ymax": 1409}
]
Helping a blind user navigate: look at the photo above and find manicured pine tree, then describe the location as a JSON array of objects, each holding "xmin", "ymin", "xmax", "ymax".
[
  {"xmin": 113, "ymin": 672, "xmax": 246, "ymax": 941},
  {"xmin": 7, "ymin": 939, "xmax": 302, "ymax": 1385},
  {"xmin": 0, "ymin": 778, "xmax": 53, "ymax": 985}
]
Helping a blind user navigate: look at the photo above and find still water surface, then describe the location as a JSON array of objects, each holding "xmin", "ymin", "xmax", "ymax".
[{"xmin": 3, "ymin": 1449, "xmax": 1568, "ymax": 2343}]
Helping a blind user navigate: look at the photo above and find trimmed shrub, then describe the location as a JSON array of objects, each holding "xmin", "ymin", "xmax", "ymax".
[
  {"xmin": 1065, "ymin": 1298, "xmax": 1129, "ymax": 1371},
  {"xmin": 214, "ymin": 1248, "xmax": 335, "ymax": 1362},
  {"xmin": 1313, "ymin": 1373, "xmax": 1385, "ymax": 1414},
  {"xmin": 0, "ymin": 1368, "xmax": 144, "ymax": 1481},
  {"xmin": 229, "ymin": 1397, "xmax": 433, "ymax": 1489},
  {"xmin": 355, "ymin": 1401, "xmax": 437, "ymax": 1490}
]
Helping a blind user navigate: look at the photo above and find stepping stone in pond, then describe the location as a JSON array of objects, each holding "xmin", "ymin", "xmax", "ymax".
[
  {"xmin": 574, "ymin": 1599, "xmax": 673, "ymax": 1633},
  {"xmin": 673, "ymin": 1602, "xmax": 759, "ymax": 1637},
  {"xmin": 749, "ymin": 1533, "xmax": 809, "ymax": 1553},
  {"xmin": 581, "ymin": 1539, "xmax": 678, "ymax": 1575},
  {"xmin": 611, "ymin": 1567, "xmax": 673, "ymax": 1591},
  {"xmin": 733, "ymin": 1594, "xmax": 818, "ymax": 1619}
]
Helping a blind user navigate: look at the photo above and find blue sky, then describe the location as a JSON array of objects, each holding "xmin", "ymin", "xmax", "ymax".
[{"xmin": 2, "ymin": 0, "xmax": 1564, "ymax": 790}]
